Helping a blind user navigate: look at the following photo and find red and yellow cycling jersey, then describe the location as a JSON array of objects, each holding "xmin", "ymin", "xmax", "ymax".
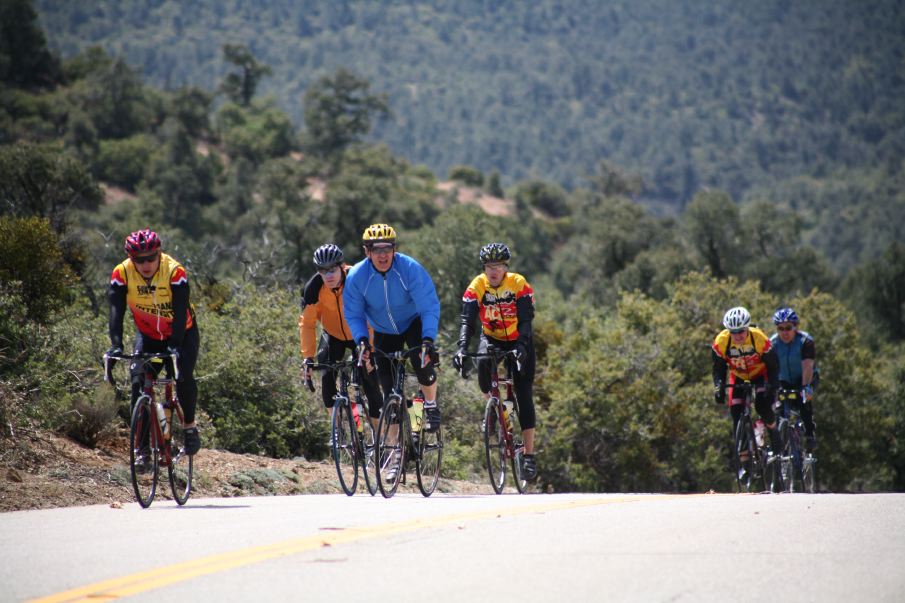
[
  {"xmin": 712, "ymin": 326, "xmax": 772, "ymax": 381},
  {"xmin": 110, "ymin": 253, "xmax": 194, "ymax": 341},
  {"xmin": 463, "ymin": 272, "xmax": 534, "ymax": 341}
]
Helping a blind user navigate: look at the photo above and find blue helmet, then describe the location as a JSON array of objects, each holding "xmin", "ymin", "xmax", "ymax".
[{"xmin": 773, "ymin": 307, "xmax": 799, "ymax": 325}]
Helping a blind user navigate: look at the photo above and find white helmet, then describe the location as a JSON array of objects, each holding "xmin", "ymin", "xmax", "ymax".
[{"xmin": 723, "ymin": 306, "xmax": 751, "ymax": 331}]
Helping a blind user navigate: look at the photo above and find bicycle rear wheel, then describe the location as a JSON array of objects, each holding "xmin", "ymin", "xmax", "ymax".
[
  {"xmin": 509, "ymin": 411, "xmax": 528, "ymax": 494},
  {"xmin": 483, "ymin": 398, "xmax": 507, "ymax": 494},
  {"xmin": 332, "ymin": 401, "xmax": 359, "ymax": 496},
  {"xmin": 376, "ymin": 396, "xmax": 405, "ymax": 498},
  {"xmin": 733, "ymin": 416, "xmax": 755, "ymax": 493},
  {"xmin": 802, "ymin": 454, "xmax": 817, "ymax": 493},
  {"xmin": 130, "ymin": 398, "xmax": 159, "ymax": 508},
  {"xmin": 359, "ymin": 408, "xmax": 378, "ymax": 496},
  {"xmin": 416, "ymin": 424, "xmax": 442, "ymax": 497},
  {"xmin": 166, "ymin": 402, "xmax": 193, "ymax": 505}
]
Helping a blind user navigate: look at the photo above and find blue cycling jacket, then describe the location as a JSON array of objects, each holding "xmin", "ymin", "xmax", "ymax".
[{"xmin": 343, "ymin": 252, "xmax": 440, "ymax": 343}]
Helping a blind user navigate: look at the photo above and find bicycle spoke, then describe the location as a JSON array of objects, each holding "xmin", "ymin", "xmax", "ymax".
[
  {"xmin": 360, "ymin": 411, "xmax": 378, "ymax": 496},
  {"xmin": 376, "ymin": 398, "xmax": 404, "ymax": 498}
]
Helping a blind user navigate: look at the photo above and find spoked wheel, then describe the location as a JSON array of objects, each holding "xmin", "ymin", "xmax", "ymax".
[
  {"xmin": 766, "ymin": 445, "xmax": 784, "ymax": 493},
  {"xmin": 733, "ymin": 417, "xmax": 755, "ymax": 493},
  {"xmin": 802, "ymin": 454, "xmax": 818, "ymax": 493},
  {"xmin": 509, "ymin": 410, "xmax": 528, "ymax": 494},
  {"xmin": 359, "ymin": 406, "xmax": 378, "ymax": 496},
  {"xmin": 483, "ymin": 398, "xmax": 507, "ymax": 494},
  {"xmin": 130, "ymin": 398, "xmax": 159, "ymax": 508},
  {"xmin": 166, "ymin": 402, "xmax": 193, "ymax": 505},
  {"xmin": 332, "ymin": 401, "xmax": 359, "ymax": 496},
  {"xmin": 416, "ymin": 423, "xmax": 442, "ymax": 497},
  {"xmin": 376, "ymin": 397, "xmax": 405, "ymax": 498}
]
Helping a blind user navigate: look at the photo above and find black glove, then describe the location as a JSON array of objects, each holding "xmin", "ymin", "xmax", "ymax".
[
  {"xmin": 303, "ymin": 357, "xmax": 314, "ymax": 375},
  {"xmin": 452, "ymin": 348, "xmax": 468, "ymax": 378},
  {"xmin": 515, "ymin": 339, "xmax": 529, "ymax": 364},
  {"xmin": 166, "ymin": 345, "xmax": 180, "ymax": 361},
  {"xmin": 106, "ymin": 346, "xmax": 123, "ymax": 360},
  {"xmin": 357, "ymin": 337, "xmax": 371, "ymax": 353},
  {"xmin": 422, "ymin": 337, "xmax": 438, "ymax": 367},
  {"xmin": 714, "ymin": 382, "xmax": 725, "ymax": 405}
]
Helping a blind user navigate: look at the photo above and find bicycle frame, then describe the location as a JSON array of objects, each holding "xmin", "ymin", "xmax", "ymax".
[
  {"xmin": 777, "ymin": 387, "xmax": 817, "ymax": 493},
  {"xmin": 729, "ymin": 380, "xmax": 782, "ymax": 493}
]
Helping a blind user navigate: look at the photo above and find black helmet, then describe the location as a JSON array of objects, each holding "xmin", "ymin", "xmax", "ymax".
[
  {"xmin": 479, "ymin": 242, "xmax": 511, "ymax": 264},
  {"xmin": 313, "ymin": 243, "xmax": 344, "ymax": 268}
]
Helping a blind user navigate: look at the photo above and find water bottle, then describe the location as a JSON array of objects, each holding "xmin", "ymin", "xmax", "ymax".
[
  {"xmin": 156, "ymin": 402, "xmax": 168, "ymax": 437},
  {"xmin": 754, "ymin": 419, "xmax": 765, "ymax": 448},
  {"xmin": 352, "ymin": 401, "xmax": 363, "ymax": 433},
  {"xmin": 410, "ymin": 395, "xmax": 424, "ymax": 432},
  {"xmin": 502, "ymin": 400, "xmax": 513, "ymax": 432}
]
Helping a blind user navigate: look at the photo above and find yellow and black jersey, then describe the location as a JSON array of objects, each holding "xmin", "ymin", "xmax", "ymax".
[
  {"xmin": 462, "ymin": 272, "xmax": 534, "ymax": 342},
  {"xmin": 712, "ymin": 326, "xmax": 773, "ymax": 382},
  {"xmin": 109, "ymin": 253, "xmax": 194, "ymax": 342}
]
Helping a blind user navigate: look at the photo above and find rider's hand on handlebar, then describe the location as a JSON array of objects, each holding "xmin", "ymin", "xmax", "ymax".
[
  {"xmin": 713, "ymin": 382, "xmax": 725, "ymax": 405},
  {"xmin": 421, "ymin": 337, "xmax": 437, "ymax": 368},
  {"xmin": 803, "ymin": 384, "xmax": 814, "ymax": 401},
  {"xmin": 303, "ymin": 357, "xmax": 314, "ymax": 380},
  {"xmin": 452, "ymin": 348, "xmax": 468, "ymax": 379},
  {"xmin": 106, "ymin": 345, "xmax": 123, "ymax": 360}
]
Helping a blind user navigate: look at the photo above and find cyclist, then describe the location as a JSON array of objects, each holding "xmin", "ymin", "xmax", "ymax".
[
  {"xmin": 107, "ymin": 228, "xmax": 201, "ymax": 456},
  {"xmin": 453, "ymin": 242, "xmax": 538, "ymax": 480},
  {"xmin": 770, "ymin": 307, "xmax": 818, "ymax": 451},
  {"xmin": 343, "ymin": 224, "xmax": 442, "ymax": 449},
  {"xmin": 299, "ymin": 243, "xmax": 382, "ymax": 427},
  {"xmin": 712, "ymin": 306, "xmax": 782, "ymax": 459}
]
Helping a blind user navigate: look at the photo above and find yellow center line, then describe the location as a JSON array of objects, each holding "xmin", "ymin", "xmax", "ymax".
[{"xmin": 29, "ymin": 494, "xmax": 699, "ymax": 602}]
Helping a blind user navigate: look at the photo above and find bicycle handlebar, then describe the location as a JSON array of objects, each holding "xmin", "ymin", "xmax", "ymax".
[
  {"xmin": 460, "ymin": 348, "xmax": 522, "ymax": 373},
  {"xmin": 103, "ymin": 351, "xmax": 180, "ymax": 384}
]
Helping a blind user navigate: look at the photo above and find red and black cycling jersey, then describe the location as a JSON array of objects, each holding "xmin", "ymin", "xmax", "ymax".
[
  {"xmin": 108, "ymin": 253, "xmax": 195, "ymax": 346},
  {"xmin": 458, "ymin": 272, "xmax": 535, "ymax": 346}
]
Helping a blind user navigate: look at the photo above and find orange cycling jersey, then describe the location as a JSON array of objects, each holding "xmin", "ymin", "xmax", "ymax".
[
  {"xmin": 462, "ymin": 272, "xmax": 534, "ymax": 341},
  {"xmin": 712, "ymin": 326, "xmax": 773, "ymax": 381},
  {"xmin": 298, "ymin": 265, "xmax": 360, "ymax": 358},
  {"xmin": 110, "ymin": 253, "xmax": 194, "ymax": 341}
]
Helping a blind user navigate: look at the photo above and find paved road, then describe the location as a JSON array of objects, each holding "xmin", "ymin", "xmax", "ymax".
[{"xmin": 2, "ymin": 492, "xmax": 904, "ymax": 602}]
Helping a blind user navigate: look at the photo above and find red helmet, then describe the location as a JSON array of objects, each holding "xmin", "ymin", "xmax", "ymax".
[{"xmin": 124, "ymin": 229, "xmax": 161, "ymax": 256}]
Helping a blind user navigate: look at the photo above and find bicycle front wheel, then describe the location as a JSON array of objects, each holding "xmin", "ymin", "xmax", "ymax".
[
  {"xmin": 483, "ymin": 398, "xmax": 506, "ymax": 494},
  {"xmin": 130, "ymin": 398, "xmax": 159, "ymax": 508},
  {"xmin": 376, "ymin": 396, "xmax": 404, "ymax": 498},
  {"xmin": 802, "ymin": 454, "xmax": 818, "ymax": 493},
  {"xmin": 733, "ymin": 416, "xmax": 754, "ymax": 493},
  {"xmin": 332, "ymin": 401, "xmax": 359, "ymax": 496},
  {"xmin": 166, "ymin": 402, "xmax": 193, "ymax": 505},
  {"xmin": 416, "ymin": 424, "xmax": 442, "ymax": 497}
]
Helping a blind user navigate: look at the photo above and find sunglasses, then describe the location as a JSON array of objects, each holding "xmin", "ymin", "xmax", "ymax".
[
  {"xmin": 368, "ymin": 245, "xmax": 395, "ymax": 256},
  {"xmin": 132, "ymin": 253, "xmax": 159, "ymax": 265},
  {"xmin": 729, "ymin": 328, "xmax": 748, "ymax": 335},
  {"xmin": 776, "ymin": 325, "xmax": 796, "ymax": 332},
  {"xmin": 318, "ymin": 265, "xmax": 340, "ymax": 275}
]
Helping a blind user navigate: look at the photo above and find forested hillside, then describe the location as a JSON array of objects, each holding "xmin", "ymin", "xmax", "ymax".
[{"xmin": 2, "ymin": 0, "xmax": 904, "ymax": 493}]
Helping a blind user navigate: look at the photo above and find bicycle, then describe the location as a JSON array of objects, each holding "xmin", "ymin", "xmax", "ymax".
[
  {"xmin": 371, "ymin": 345, "xmax": 442, "ymax": 498},
  {"xmin": 729, "ymin": 380, "xmax": 783, "ymax": 494},
  {"xmin": 306, "ymin": 359, "xmax": 377, "ymax": 496},
  {"xmin": 104, "ymin": 351, "xmax": 192, "ymax": 508},
  {"xmin": 777, "ymin": 387, "xmax": 818, "ymax": 493},
  {"xmin": 462, "ymin": 347, "xmax": 528, "ymax": 494}
]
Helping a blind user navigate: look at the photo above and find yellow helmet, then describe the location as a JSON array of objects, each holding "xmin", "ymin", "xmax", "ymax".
[{"xmin": 362, "ymin": 223, "xmax": 397, "ymax": 245}]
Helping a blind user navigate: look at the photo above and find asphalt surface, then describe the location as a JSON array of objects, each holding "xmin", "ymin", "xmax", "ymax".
[{"xmin": 3, "ymin": 492, "xmax": 904, "ymax": 602}]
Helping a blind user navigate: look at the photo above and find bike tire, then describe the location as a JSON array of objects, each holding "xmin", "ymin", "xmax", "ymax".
[
  {"xmin": 376, "ymin": 396, "xmax": 404, "ymax": 498},
  {"xmin": 802, "ymin": 454, "xmax": 818, "ymax": 493},
  {"xmin": 483, "ymin": 398, "xmax": 507, "ymax": 494},
  {"xmin": 788, "ymin": 427, "xmax": 804, "ymax": 493},
  {"xmin": 166, "ymin": 401, "xmax": 193, "ymax": 505},
  {"xmin": 359, "ymin": 409, "xmax": 378, "ymax": 496},
  {"xmin": 416, "ymin": 423, "xmax": 442, "ymax": 497},
  {"xmin": 779, "ymin": 418, "xmax": 793, "ymax": 493},
  {"xmin": 130, "ymin": 398, "xmax": 159, "ymax": 508},
  {"xmin": 509, "ymin": 410, "xmax": 528, "ymax": 494},
  {"xmin": 332, "ymin": 401, "xmax": 359, "ymax": 496},
  {"xmin": 733, "ymin": 415, "xmax": 754, "ymax": 493}
]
